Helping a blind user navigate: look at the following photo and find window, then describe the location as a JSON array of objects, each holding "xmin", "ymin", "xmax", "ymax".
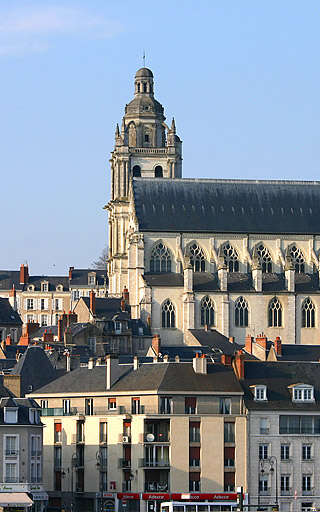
[
  {"xmin": 41, "ymin": 400, "xmax": 48, "ymax": 409},
  {"xmin": 85, "ymin": 398, "xmax": 94, "ymax": 416},
  {"xmin": 289, "ymin": 245, "xmax": 305, "ymax": 273},
  {"xmin": 256, "ymin": 244, "xmax": 272, "ymax": 273},
  {"xmin": 188, "ymin": 243, "xmax": 206, "ymax": 272},
  {"xmin": 155, "ymin": 166, "xmax": 163, "ymax": 178},
  {"xmin": 41, "ymin": 315, "xmax": 48, "ymax": 327},
  {"xmin": 4, "ymin": 408, "xmax": 18, "ymax": 424},
  {"xmin": 159, "ymin": 397, "xmax": 172, "ymax": 414},
  {"xmin": 27, "ymin": 298, "xmax": 34, "ymax": 310},
  {"xmin": 281, "ymin": 475, "xmax": 290, "ymax": 492},
  {"xmin": 31, "ymin": 435, "xmax": 41, "ymax": 457},
  {"xmin": 254, "ymin": 385, "xmax": 267, "ymax": 401},
  {"xmin": 144, "ymin": 134, "xmax": 150, "ymax": 143},
  {"xmin": 26, "ymin": 314, "xmax": 35, "ymax": 323},
  {"xmin": 260, "ymin": 418, "xmax": 269, "ymax": 434},
  {"xmin": 5, "ymin": 436, "xmax": 18, "ymax": 457},
  {"xmin": 268, "ymin": 297, "xmax": 282, "ymax": 327},
  {"xmin": 219, "ymin": 398, "xmax": 231, "ymax": 415},
  {"xmin": 40, "ymin": 298, "xmax": 47, "ymax": 310},
  {"xmin": 29, "ymin": 409, "xmax": 36, "ymax": 423},
  {"xmin": 108, "ymin": 398, "xmax": 117, "ymax": 410},
  {"xmin": 76, "ymin": 420, "xmax": 85, "ymax": 443},
  {"xmin": 200, "ymin": 296, "xmax": 215, "ymax": 326},
  {"xmin": 189, "ymin": 422, "xmax": 200, "ymax": 442},
  {"xmin": 54, "ymin": 423, "xmax": 62, "ymax": 443},
  {"xmin": 301, "ymin": 504, "xmax": 313, "ymax": 512},
  {"xmin": 302, "ymin": 475, "xmax": 312, "ymax": 492},
  {"xmin": 222, "ymin": 243, "xmax": 239, "ymax": 272},
  {"xmin": 302, "ymin": 298, "xmax": 315, "ymax": 328},
  {"xmin": 132, "ymin": 397, "xmax": 140, "ymax": 414},
  {"xmin": 41, "ymin": 282, "xmax": 48, "ymax": 292},
  {"xmin": 88, "ymin": 274, "xmax": 96, "ymax": 285},
  {"xmin": 114, "ymin": 321, "xmax": 122, "ymax": 334},
  {"xmin": 189, "ymin": 447, "xmax": 200, "ymax": 467},
  {"xmin": 259, "ymin": 475, "xmax": 268, "ymax": 492},
  {"xmin": 54, "ymin": 298, "xmax": 62, "ymax": 311},
  {"xmin": 5, "ymin": 463, "xmax": 18, "ymax": 483},
  {"xmin": 292, "ymin": 386, "xmax": 314, "ymax": 402},
  {"xmin": 224, "ymin": 422, "xmax": 235, "ymax": 443},
  {"xmin": 100, "ymin": 422, "xmax": 107, "ymax": 443},
  {"xmin": 302, "ymin": 445, "xmax": 312, "ymax": 460},
  {"xmin": 279, "ymin": 415, "xmax": 320, "ymax": 435},
  {"xmin": 161, "ymin": 299, "xmax": 175, "ymax": 328},
  {"xmin": 185, "ymin": 397, "xmax": 197, "ymax": 414},
  {"xmin": 150, "ymin": 242, "xmax": 171, "ymax": 273},
  {"xmin": 63, "ymin": 400, "xmax": 70, "ymax": 414},
  {"xmin": 72, "ymin": 290, "xmax": 80, "ymax": 301},
  {"xmin": 235, "ymin": 296, "xmax": 249, "ymax": 327},
  {"xmin": 281, "ymin": 444, "xmax": 290, "ymax": 460},
  {"xmin": 132, "ymin": 165, "xmax": 141, "ymax": 177},
  {"xmin": 189, "ymin": 472, "xmax": 200, "ymax": 492},
  {"xmin": 259, "ymin": 444, "xmax": 269, "ymax": 460}
]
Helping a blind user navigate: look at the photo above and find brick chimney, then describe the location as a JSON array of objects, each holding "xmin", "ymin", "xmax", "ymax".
[
  {"xmin": 57, "ymin": 317, "xmax": 64, "ymax": 342},
  {"xmin": 152, "ymin": 334, "xmax": 161, "ymax": 355},
  {"xmin": 229, "ymin": 337, "xmax": 235, "ymax": 344},
  {"xmin": 256, "ymin": 334, "xmax": 268, "ymax": 351},
  {"xmin": 193, "ymin": 353, "xmax": 207, "ymax": 374},
  {"xmin": 234, "ymin": 350, "xmax": 245, "ymax": 380},
  {"xmin": 43, "ymin": 329, "xmax": 54, "ymax": 344},
  {"xmin": 122, "ymin": 287, "xmax": 129, "ymax": 303},
  {"xmin": 90, "ymin": 290, "xmax": 96, "ymax": 315},
  {"xmin": 221, "ymin": 354, "xmax": 232, "ymax": 366},
  {"xmin": 245, "ymin": 335, "xmax": 254, "ymax": 354},
  {"xmin": 120, "ymin": 298, "xmax": 126, "ymax": 312},
  {"xmin": 67, "ymin": 310, "xmax": 77, "ymax": 327},
  {"xmin": 19, "ymin": 264, "xmax": 29, "ymax": 285},
  {"xmin": 69, "ymin": 266, "xmax": 74, "ymax": 280},
  {"xmin": 274, "ymin": 336, "xmax": 282, "ymax": 356},
  {"xmin": 9, "ymin": 285, "xmax": 17, "ymax": 311}
]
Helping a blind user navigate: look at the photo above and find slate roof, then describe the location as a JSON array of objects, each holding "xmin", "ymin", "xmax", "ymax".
[
  {"xmin": 82, "ymin": 297, "xmax": 130, "ymax": 320},
  {"xmin": 242, "ymin": 361, "xmax": 320, "ymax": 410},
  {"xmin": 11, "ymin": 346, "xmax": 59, "ymax": 396},
  {"xmin": 0, "ymin": 397, "xmax": 42, "ymax": 425},
  {"xmin": 132, "ymin": 178, "xmax": 320, "ymax": 234},
  {"xmin": 280, "ymin": 345, "xmax": 320, "ymax": 362},
  {"xmin": 147, "ymin": 344, "xmax": 214, "ymax": 361},
  {"xmin": 70, "ymin": 269, "xmax": 107, "ymax": 287},
  {"xmin": 0, "ymin": 298, "xmax": 22, "ymax": 326},
  {"xmin": 189, "ymin": 329, "xmax": 242, "ymax": 355}
]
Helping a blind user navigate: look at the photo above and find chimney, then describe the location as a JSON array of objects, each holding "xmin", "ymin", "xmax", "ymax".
[
  {"xmin": 64, "ymin": 326, "xmax": 72, "ymax": 346},
  {"xmin": 234, "ymin": 350, "xmax": 245, "ymax": 380},
  {"xmin": 147, "ymin": 315, "xmax": 151, "ymax": 329},
  {"xmin": 256, "ymin": 334, "xmax": 268, "ymax": 351},
  {"xmin": 90, "ymin": 290, "xmax": 96, "ymax": 315},
  {"xmin": 163, "ymin": 354, "xmax": 169, "ymax": 363},
  {"xmin": 67, "ymin": 310, "xmax": 77, "ymax": 327},
  {"xmin": 204, "ymin": 324, "xmax": 208, "ymax": 332},
  {"xmin": 133, "ymin": 356, "xmax": 138, "ymax": 371},
  {"xmin": 120, "ymin": 298, "xmax": 126, "ymax": 312},
  {"xmin": 221, "ymin": 354, "xmax": 232, "ymax": 366},
  {"xmin": 66, "ymin": 352, "xmax": 71, "ymax": 372},
  {"xmin": 9, "ymin": 285, "xmax": 17, "ymax": 311},
  {"xmin": 88, "ymin": 357, "xmax": 94, "ymax": 370},
  {"xmin": 285, "ymin": 259, "xmax": 295, "ymax": 292},
  {"xmin": 175, "ymin": 355, "xmax": 180, "ymax": 362},
  {"xmin": 229, "ymin": 337, "xmax": 235, "ymax": 344},
  {"xmin": 43, "ymin": 329, "xmax": 54, "ymax": 344},
  {"xmin": 106, "ymin": 355, "xmax": 111, "ymax": 390},
  {"xmin": 57, "ymin": 317, "xmax": 64, "ymax": 343},
  {"xmin": 252, "ymin": 261, "xmax": 262, "ymax": 292},
  {"xmin": 122, "ymin": 287, "xmax": 129, "ymax": 303},
  {"xmin": 69, "ymin": 266, "xmax": 74, "ymax": 280},
  {"xmin": 274, "ymin": 336, "xmax": 282, "ymax": 356},
  {"xmin": 193, "ymin": 353, "xmax": 207, "ymax": 374},
  {"xmin": 19, "ymin": 264, "xmax": 29, "ymax": 285},
  {"xmin": 218, "ymin": 259, "xmax": 227, "ymax": 292},
  {"xmin": 245, "ymin": 335, "xmax": 254, "ymax": 354},
  {"xmin": 152, "ymin": 334, "xmax": 161, "ymax": 355},
  {"xmin": 5, "ymin": 335, "xmax": 12, "ymax": 346}
]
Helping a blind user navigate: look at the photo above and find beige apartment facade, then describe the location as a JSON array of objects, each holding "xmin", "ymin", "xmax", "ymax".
[{"xmin": 29, "ymin": 356, "xmax": 247, "ymax": 512}]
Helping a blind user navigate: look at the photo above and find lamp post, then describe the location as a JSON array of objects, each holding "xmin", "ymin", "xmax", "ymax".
[{"xmin": 259, "ymin": 456, "xmax": 278, "ymax": 511}]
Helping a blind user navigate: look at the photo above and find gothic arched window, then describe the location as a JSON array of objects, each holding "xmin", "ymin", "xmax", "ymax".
[
  {"xmin": 256, "ymin": 244, "xmax": 272, "ymax": 273},
  {"xmin": 161, "ymin": 299, "xmax": 175, "ymax": 328},
  {"xmin": 268, "ymin": 297, "xmax": 282, "ymax": 327},
  {"xmin": 235, "ymin": 296, "xmax": 249, "ymax": 327},
  {"xmin": 222, "ymin": 243, "xmax": 239, "ymax": 272},
  {"xmin": 132, "ymin": 165, "xmax": 141, "ymax": 177},
  {"xmin": 150, "ymin": 242, "xmax": 171, "ymax": 273},
  {"xmin": 188, "ymin": 243, "xmax": 206, "ymax": 272},
  {"xmin": 155, "ymin": 166, "xmax": 163, "ymax": 178},
  {"xmin": 200, "ymin": 296, "xmax": 215, "ymax": 326},
  {"xmin": 302, "ymin": 298, "xmax": 315, "ymax": 328},
  {"xmin": 289, "ymin": 245, "xmax": 305, "ymax": 273}
]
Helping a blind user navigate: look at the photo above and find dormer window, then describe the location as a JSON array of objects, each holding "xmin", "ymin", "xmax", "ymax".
[
  {"xmin": 115, "ymin": 321, "xmax": 122, "ymax": 334},
  {"xmin": 56, "ymin": 284, "xmax": 63, "ymax": 292},
  {"xmin": 291, "ymin": 384, "xmax": 314, "ymax": 402},
  {"xmin": 88, "ymin": 273, "xmax": 96, "ymax": 286},
  {"xmin": 253, "ymin": 385, "xmax": 267, "ymax": 401},
  {"xmin": 4, "ymin": 408, "xmax": 18, "ymax": 424},
  {"xmin": 29, "ymin": 409, "xmax": 35, "ymax": 424},
  {"xmin": 27, "ymin": 285, "xmax": 35, "ymax": 292},
  {"xmin": 41, "ymin": 282, "xmax": 48, "ymax": 292}
]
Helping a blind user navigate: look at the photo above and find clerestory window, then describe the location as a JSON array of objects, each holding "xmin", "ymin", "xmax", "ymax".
[
  {"xmin": 188, "ymin": 243, "xmax": 206, "ymax": 272},
  {"xmin": 150, "ymin": 242, "xmax": 171, "ymax": 273},
  {"xmin": 256, "ymin": 244, "xmax": 272, "ymax": 273},
  {"xmin": 200, "ymin": 296, "xmax": 215, "ymax": 326},
  {"xmin": 268, "ymin": 297, "xmax": 282, "ymax": 327},
  {"xmin": 235, "ymin": 296, "xmax": 249, "ymax": 327},
  {"xmin": 222, "ymin": 243, "xmax": 239, "ymax": 272},
  {"xmin": 161, "ymin": 299, "xmax": 175, "ymax": 328},
  {"xmin": 302, "ymin": 298, "xmax": 315, "ymax": 328}
]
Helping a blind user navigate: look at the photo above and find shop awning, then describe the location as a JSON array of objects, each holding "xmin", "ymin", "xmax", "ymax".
[{"xmin": 0, "ymin": 492, "xmax": 33, "ymax": 507}]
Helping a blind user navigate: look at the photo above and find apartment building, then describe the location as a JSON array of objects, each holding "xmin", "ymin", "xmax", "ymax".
[
  {"xmin": 0, "ymin": 396, "xmax": 47, "ymax": 512},
  {"xmin": 29, "ymin": 355, "xmax": 247, "ymax": 512},
  {"xmin": 239, "ymin": 358, "xmax": 320, "ymax": 512},
  {"xmin": 0, "ymin": 297, "xmax": 22, "ymax": 343}
]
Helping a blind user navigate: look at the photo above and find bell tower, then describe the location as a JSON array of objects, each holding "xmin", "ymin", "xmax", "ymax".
[{"xmin": 106, "ymin": 67, "xmax": 182, "ymax": 295}]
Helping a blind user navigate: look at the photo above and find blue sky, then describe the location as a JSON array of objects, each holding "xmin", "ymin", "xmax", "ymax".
[{"xmin": 1, "ymin": 0, "xmax": 319, "ymax": 275}]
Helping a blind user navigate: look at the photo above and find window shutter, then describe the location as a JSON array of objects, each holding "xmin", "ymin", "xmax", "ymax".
[{"xmin": 55, "ymin": 423, "xmax": 62, "ymax": 432}]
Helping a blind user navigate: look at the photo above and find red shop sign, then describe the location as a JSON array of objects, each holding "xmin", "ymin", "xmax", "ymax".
[
  {"xmin": 171, "ymin": 493, "xmax": 237, "ymax": 501},
  {"xmin": 142, "ymin": 494, "xmax": 170, "ymax": 501},
  {"xmin": 117, "ymin": 493, "xmax": 140, "ymax": 500}
]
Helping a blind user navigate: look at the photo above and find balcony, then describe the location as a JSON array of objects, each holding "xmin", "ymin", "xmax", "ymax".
[
  {"xmin": 145, "ymin": 482, "xmax": 169, "ymax": 492},
  {"xmin": 131, "ymin": 147, "xmax": 167, "ymax": 155},
  {"xmin": 139, "ymin": 459, "xmax": 170, "ymax": 468},
  {"xmin": 31, "ymin": 477, "xmax": 42, "ymax": 483},
  {"xmin": 41, "ymin": 407, "xmax": 78, "ymax": 417},
  {"xmin": 280, "ymin": 489, "xmax": 292, "ymax": 496},
  {"xmin": 122, "ymin": 481, "xmax": 132, "ymax": 492},
  {"xmin": 119, "ymin": 459, "xmax": 131, "ymax": 469},
  {"xmin": 31, "ymin": 450, "xmax": 42, "ymax": 457},
  {"xmin": 5, "ymin": 450, "xmax": 19, "ymax": 458},
  {"xmin": 5, "ymin": 478, "xmax": 18, "ymax": 484},
  {"xmin": 144, "ymin": 433, "xmax": 170, "ymax": 443},
  {"xmin": 302, "ymin": 489, "xmax": 314, "ymax": 496}
]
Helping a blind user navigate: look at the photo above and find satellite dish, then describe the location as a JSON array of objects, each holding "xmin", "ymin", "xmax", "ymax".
[{"xmin": 146, "ymin": 433, "xmax": 155, "ymax": 442}]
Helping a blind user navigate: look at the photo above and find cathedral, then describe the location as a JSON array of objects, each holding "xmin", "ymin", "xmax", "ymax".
[{"xmin": 106, "ymin": 67, "xmax": 320, "ymax": 346}]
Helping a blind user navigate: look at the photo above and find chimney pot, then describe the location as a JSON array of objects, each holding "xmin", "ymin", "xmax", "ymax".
[
  {"xmin": 90, "ymin": 290, "xmax": 96, "ymax": 316},
  {"xmin": 152, "ymin": 334, "xmax": 161, "ymax": 355},
  {"xmin": 133, "ymin": 356, "xmax": 138, "ymax": 371},
  {"xmin": 69, "ymin": 266, "xmax": 74, "ymax": 280}
]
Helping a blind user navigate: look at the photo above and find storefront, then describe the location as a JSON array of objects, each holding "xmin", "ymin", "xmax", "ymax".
[
  {"xmin": 0, "ymin": 492, "xmax": 33, "ymax": 511},
  {"xmin": 0, "ymin": 484, "xmax": 48, "ymax": 512}
]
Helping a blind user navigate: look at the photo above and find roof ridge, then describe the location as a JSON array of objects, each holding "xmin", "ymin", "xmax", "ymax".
[{"xmin": 133, "ymin": 177, "xmax": 320, "ymax": 185}]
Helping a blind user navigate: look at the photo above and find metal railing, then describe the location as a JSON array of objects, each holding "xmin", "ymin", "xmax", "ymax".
[
  {"xmin": 5, "ymin": 450, "xmax": 19, "ymax": 457},
  {"xmin": 119, "ymin": 459, "xmax": 131, "ymax": 468},
  {"xmin": 144, "ymin": 433, "xmax": 170, "ymax": 443},
  {"xmin": 145, "ymin": 482, "xmax": 169, "ymax": 492},
  {"xmin": 41, "ymin": 407, "xmax": 78, "ymax": 417},
  {"xmin": 139, "ymin": 459, "xmax": 170, "ymax": 468},
  {"xmin": 31, "ymin": 450, "xmax": 42, "ymax": 457}
]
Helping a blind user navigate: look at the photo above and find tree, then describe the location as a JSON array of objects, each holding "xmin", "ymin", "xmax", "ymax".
[{"xmin": 92, "ymin": 247, "xmax": 108, "ymax": 270}]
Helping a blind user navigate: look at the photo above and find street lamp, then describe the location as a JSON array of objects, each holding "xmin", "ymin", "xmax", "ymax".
[{"xmin": 259, "ymin": 456, "xmax": 278, "ymax": 511}]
